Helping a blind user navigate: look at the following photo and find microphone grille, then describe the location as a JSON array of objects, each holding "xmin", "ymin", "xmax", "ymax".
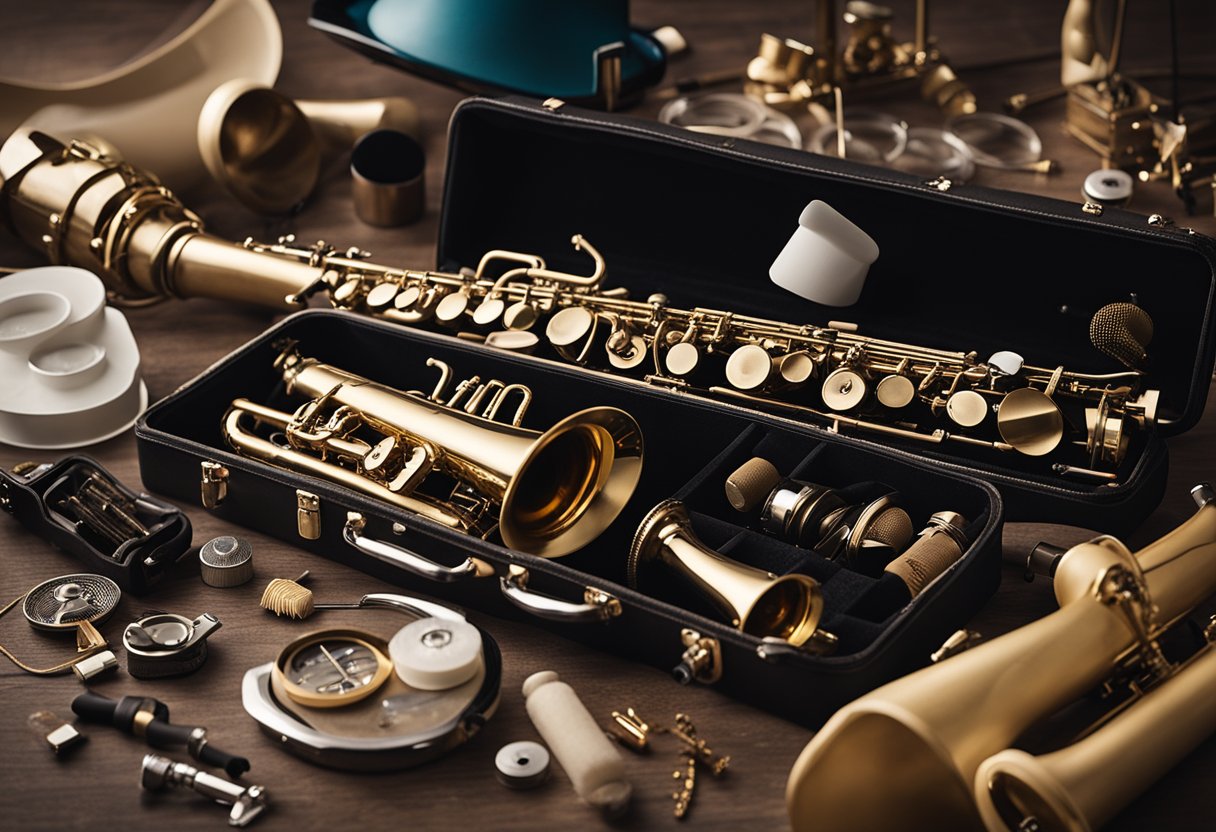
[
  {"xmin": 724, "ymin": 457, "xmax": 781, "ymax": 512},
  {"xmin": 1089, "ymin": 302, "xmax": 1153, "ymax": 368},
  {"xmin": 885, "ymin": 529, "xmax": 964, "ymax": 598},
  {"xmin": 865, "ymin": 506, "xmax": 914, "ymax": 550}
]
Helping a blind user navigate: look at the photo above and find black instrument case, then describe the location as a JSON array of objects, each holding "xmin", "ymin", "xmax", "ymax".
[{"xmin": 134, "ymin": 96, "xmax": 1216, "ymax": 724}]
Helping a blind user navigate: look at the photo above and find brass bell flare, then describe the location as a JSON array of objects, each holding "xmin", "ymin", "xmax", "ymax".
[{"xmin": 628, "ymin": 499, "xmax": 824, "ymax": 646}]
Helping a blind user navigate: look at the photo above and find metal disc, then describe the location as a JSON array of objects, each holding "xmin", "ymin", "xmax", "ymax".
[
  {"xmin": 395, "ymin": 285, "xmax": 423, "ymax": 309},
  {"xmin": 779, "ymin": 351, "xmax": 815, "ymax": 385},
  {"xmin": 987, "ymin": 350, "xmax": 1024, "ymax": 378},
  {"xmin": 503, "ymin": 302, "xmax": 539, "ymax": 331},
  {"xmin": 821, "ymin": 368, "xmax": 867, "ymax": 411},
  {"xmin": 875, "ymin": 374, "xmax": 915, "ymax": 409},
  {"xmin": 606, "ymin": 335, "xmax": 648, "ymax": 369},
  {"xmin": 945, "ymin": 389, "xmax": 988, "ymax": 427},
  {"xmin": 665, "ymin": 341, "xmax": 701, "ymax": 376},
  {"xmin": 471, "ymin": 298, "xmax": 506, "ymax": 326},
  {"xmin": 365, "ymin": 282, "xmax": 400, "ymax": 309},
  {"xmin": 435, "ymin": 292, "xmax": 469, "ymax": 323},
  {"xmin": 725, "ymin": 344, "xmax": 775, "ymax": 390},
  {"xmin": 495, "ymin": 741, "xmax": 550, "ymax": 789},
  {"xmin": 485, "ymin": 330, "xmax": 540, "ymax": 352},
  {"xmin": 23, "ymin": 574, "xmax": 121, "ymax": 631},
  {"xmin": 997, "ymin": 388, "xmax": 1064, "ymax": 456},
  {"xmin": 545, "ymin": 306, "xmax": 595, "ymax": 347}
]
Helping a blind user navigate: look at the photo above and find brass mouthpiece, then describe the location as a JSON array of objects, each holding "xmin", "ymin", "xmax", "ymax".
[
  {"xmin": 724, "ymin": 457, "xmax": 782, "ymax": 511},
  {"xmin": 1089, "ymin": 302, "xmax": 1153, "ymax": 368}
]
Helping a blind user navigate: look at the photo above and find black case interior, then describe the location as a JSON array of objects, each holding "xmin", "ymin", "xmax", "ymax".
[
  {"xmin": 136, "ymin": 311, "xmax": 1002, "ymax": 725},
  {"xmin": 434, "ymin": 97, "xmax": 1216, "ymax": 534}
]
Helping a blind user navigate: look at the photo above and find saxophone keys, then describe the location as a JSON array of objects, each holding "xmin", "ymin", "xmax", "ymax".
[
  {"xmin": 725, "ymin": 345, "xmax": 812, "ymax": 392},
  {"xmin": 606, "ymin": 334, "xmax": 649, "ymax": 370},
  {"xmin": 331, "ymin": 277, "xmax": 363, "ymax": 305},
  {"xmin": 945, "ymin": 389, "xmax": 989, "ymax": 428},
  {"xmin": 364, "ymin": 281, "xmax": 400, "ymax": 309},
  {"xmin": 471, "ymin": 296, "xmax": 506, "ymax": 326},
  {"xmin": 875, "ymin": 374, "xmax": 916, "ymax": 409},
  {"xmin": 664, "ymin": 341, "xmax": 702, "ymax": 377},
  {"xmin": 503, "ymin": 299, "xmax": 540, "ymax": 330},
  {"xmin": 821, "ymin": 367, "xmax": 868, "ymax": 411},
  {"xmin": 546, "ymin": 306, "xmax": 596, "ymax": 347},
  {"xmin": 435, "ymin": 290, "xmax": 472, "ymax": 324},
  {"xmin": 996, "ymin": 387, "xmax": 1065, "ymax": 456}
]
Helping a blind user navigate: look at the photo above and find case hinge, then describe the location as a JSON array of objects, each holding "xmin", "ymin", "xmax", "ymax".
[
  {"xmin": 1081, "ymin": 200, "xmax": 1104, "ymax": 215},
  {"xmin": 296, "ymin": 490, "xmax": 321, "ymax": 540},
  {"xmin": 923, "ymin": 176, "xmax": 953, "ymax": 191},
  {"xmin": 542, "ymin": 98, "xmax": 566, "ymax": 112},
  {"xmin": 672, "ymin": 628, "xmax": 722, "ymax": 685},
  {"xmin": 200, "ymin": 462, "xmax": 229, "ymax": 509}
]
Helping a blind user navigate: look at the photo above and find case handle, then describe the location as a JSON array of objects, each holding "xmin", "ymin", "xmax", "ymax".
[
  {"xmin": 500, "ymin": 565, "xmax": 622, "ymax": 622},
  {"xmin": 342, "ymin": 513, "xmax": 494, "ymax": 582}
]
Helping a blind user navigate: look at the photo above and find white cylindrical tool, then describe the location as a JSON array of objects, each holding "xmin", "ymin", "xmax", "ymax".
[
  {"xmin": 389, "ymin": 617, "xmax": 483, "ymax": 690},
  {"xmin": 522, "ymin": 670, "xmax": 631, "ymax": 816}
]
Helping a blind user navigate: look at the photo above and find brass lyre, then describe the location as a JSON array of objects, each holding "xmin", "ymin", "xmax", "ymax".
[{"xmin": 223, "ymin": 345, "xmax": 644, "ymax": 558}]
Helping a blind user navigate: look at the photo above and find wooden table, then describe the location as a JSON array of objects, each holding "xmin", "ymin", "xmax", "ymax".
[{"xmin": 2, "ymin": 2, "xmax": 1213, "ymax": 830}]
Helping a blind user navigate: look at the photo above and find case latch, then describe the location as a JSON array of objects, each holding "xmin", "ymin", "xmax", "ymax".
[
  {"xmin": 672, "ymin": 628, "xmax": 722, "ymax": 685},
  {"xmin": 200, "ymin": 462, "xmax": 229, "ymax": 509},
  {"xmin": 296, "ymin": 490, "xmax": 321, "ymax": 540},
  {"xmin": 542, "ymin": 98, "xmax": 566, "ymax": 112}
]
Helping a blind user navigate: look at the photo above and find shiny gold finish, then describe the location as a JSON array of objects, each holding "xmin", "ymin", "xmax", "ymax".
[
  {"xmin": 295, "ymin": 490, "xmax": 321, "ymax": 540},
  {"xmin": 629, "ymin": 500, "xmax": 827, "ymax": 648},
  {"xmin": 786, "ymin": 484, "xmax": 1216, "ymax": 832},
  {"xmin": 975, "ymin": 645, "xmax": 1216, "ymax": 832},
  {"xmin": 198, "ymin": 79, "xmax": 421, "ymax": 214},
  {"xmin": 199, "ymin": 462, "xmax": 229, "ymax": 509},
  {"xmin": 0, "ymin": 131, "xmax": 1156, "ymax": 478},
  {"xmin": 223, "ymin": 347, "xmax": 643, "ymax": 558}
]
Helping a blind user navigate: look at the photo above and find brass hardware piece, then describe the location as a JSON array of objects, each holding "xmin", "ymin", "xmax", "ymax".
[
  {"xmin": 295, "ymin": 490, "xmax": 321, "ymax": 540},
  {"xmin": 542, "ymin": 98, "xmax": 566, "ymax": 111},
  {"xmin": 500, "ymin": 565, "xmax": 622, "ymax": 622},
  {"xmin": 924, "ymin": 176, "xmax": 953, "ymax": 191},
  {"xmin": 200, "ymin": 462, "xmax": 229, "ymax": 509},
  {"xmin": 224, "ymin": 347, "xmax": 643, "ymax": 558},
  {"xmin": 1147, "ymin": 213, "xmax": 1172, "ymax": 227},
  {"xmin": 1081, "ymin": 201, "xmax": 1104, "ymax": 215},
  {"xmin": 673, "ymin": 629, "xmax": 723, "ymax": 685},
  {"xmin": 930, "ymin": 628, "xmax": 981, "ymax": 662}
]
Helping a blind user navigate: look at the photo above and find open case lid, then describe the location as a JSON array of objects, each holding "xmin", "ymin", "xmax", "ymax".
[{"xmin": 438, "ymin": 96, "xmax": 1216, "ymax": 437}]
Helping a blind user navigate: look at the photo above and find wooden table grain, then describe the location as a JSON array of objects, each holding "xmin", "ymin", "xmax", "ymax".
[{"xmin": 1, "ymin": 2, "xmax": 1214, "ymax": 830}]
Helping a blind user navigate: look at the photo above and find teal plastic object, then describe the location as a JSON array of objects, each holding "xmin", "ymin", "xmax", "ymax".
[{"xmin": 309, "ymin": 0, "xmax": 668, "ymax": 106}]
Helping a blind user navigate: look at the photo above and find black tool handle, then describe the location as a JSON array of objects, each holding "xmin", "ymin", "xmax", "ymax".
[
  {"xmin": 72, "ymin": 692, "xmax": 170, "ymax": 730},
  {"xmin": 198, "ymin": 743, "xmax": 252, "ymax": 778}
]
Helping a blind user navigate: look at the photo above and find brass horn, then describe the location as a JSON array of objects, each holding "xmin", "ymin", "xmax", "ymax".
[
  {"xmin": 628, "ymin": 499, "xmax": 834, "ymax": 650},
  {"xmin": 974, "ymin": 643, "xmax": 1216, "ymax": 832},
  {"xmin": 785, "ymin": 484, "xmax": 1216, "ymax": 831},
  {"xmin": 223, "ymin": 347, "xmax": 643, "ymax": 558}
]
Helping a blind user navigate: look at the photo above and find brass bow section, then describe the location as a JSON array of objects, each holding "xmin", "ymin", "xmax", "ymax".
[
  {"xmin": 222, "ymin": 346, "xmax": 643, "ymax": 558},
  {"xmin": 0, "ymin": 131, "xmax": 1157, "ymax": 480}
]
